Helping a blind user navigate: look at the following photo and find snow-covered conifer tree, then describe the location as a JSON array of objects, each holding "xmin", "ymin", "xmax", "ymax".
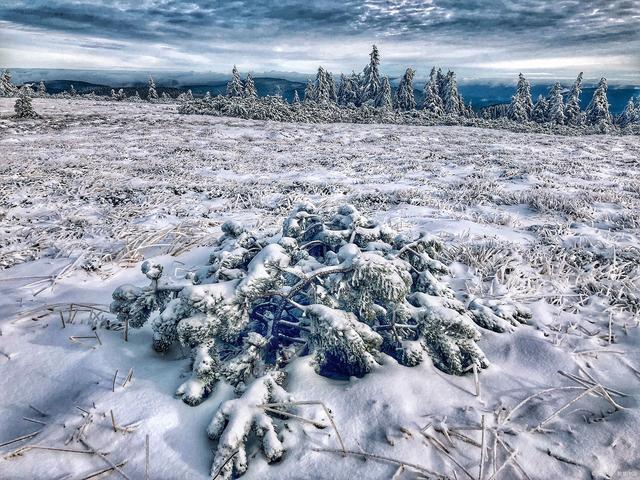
[
  {"xmin": 226, "ymin": 65, "xmax": 244, "ymax": 98},
  {"xmin": 395, "ymin": 68, "xmax": 416, "ymax": 111},
  {"xmin": 327, "ymin": 71, "xmax": 337, "ymax": 104},
  {"xmin": 303, "ymin": 79, "xmax": 315, "ymax": 103},
  {"xmin": 337, "ymin": 74, "xmax": 358, "ymax": 106},
  {"xmin": 336, "ymin": 74, "xmax": 347, "ymax": 105},
  {"xmin": 360, "ymin": 44, "xmax": 381, "ymax": 105},
  {"xmin": 204, "ymin": 91, "xmax": 211, "ymax": 100},
  {"xmin": 442, "ymin": 71, "xmax": 462, "ymax": 115},
  {"xmin": 564, "ymin": 72, "xmax": 583, "ymax": 125},
  {"xmin": 423, "ymin": 67, "xmax": 444, "ymax": 115},
  {"xmin": 530, "ymin": 94, "xmax": 548, "ymax": 123},
  {"xmin": 292, "ymin": 89, "xmax": 300, "ymax": 104},
  {"xmin": 69, "ymin": 84, "xmax": 77, "ymax": 96},
  {"xmin": 436, "ymin": 68, "xmax": 445, "ymax": 101},
  {"xmin": 375, "ymin": 76, "xmax": 393, "ymax": 110},
  {"xmin": 162, "ymin": 92, "xmax": 171, "ymax": 102},
  {"xmin": 243, "ymin": 73, "xmax": 257, "ymax": 99},
  {"xmin": 186, "ymin": 89, "xmax": 194, "ymax": 100},
  {"xmin": 546, "ymin": 82, "xmax": 565, "ymax": 125},
  {"xmin": 618, "ymin": 97, "xmax": 636, "ymax": 128},
  {"xmin": 585, "ymin": 77, "xmax": 612, "ymax": 126},
  {"xmin": 148, "ymin": 76, "xmax": 159, "ymax": 101},
  {"xmin": 117, "ymin": 88, "xmax": 126, "ymax": 100},
  {"xmin": 38, "ymin": 80, "xmax": 46, "ymax": 97},
  {"xmin": 1, "ymin": 69, "xmax": 16, "ymax": 96},
  {"xmin": 507, "ymin": 73, "xmax": 533, "ymax": 122},
  {"xmin": 13, "ymin": 86, "xmax": 40, "ymax": 118},
  {"xmin": 314, "ymin": 67, "xmax": 331, "ymax": 104}
]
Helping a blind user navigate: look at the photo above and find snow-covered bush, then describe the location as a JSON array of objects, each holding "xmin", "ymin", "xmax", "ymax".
[{"xmin": 111, "ymin": 203, "xmax": 531, "ymax": 478}]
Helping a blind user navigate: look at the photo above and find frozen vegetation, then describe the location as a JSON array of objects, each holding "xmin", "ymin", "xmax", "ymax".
[{"xmin": 1, "ymin": 98, "xmax": 640, "ymax": 479}]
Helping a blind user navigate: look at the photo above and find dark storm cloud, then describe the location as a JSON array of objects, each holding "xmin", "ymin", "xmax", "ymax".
[
  {"xmin": 2, "ymin": 0, "xmax": 635, "ymax": 44},
  {"xmin": 0, "ymin": 0, "xmax": 638, "ymax": 78}
]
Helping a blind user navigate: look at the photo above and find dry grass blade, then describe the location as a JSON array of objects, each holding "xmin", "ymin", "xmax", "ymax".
[
  {"xmin": 79, "ymin": 438, "xmax": 131, "ymax": 480},
  {"xmin": 259, "ymin": 401, "xmax": 346, "ymax": 453},
  {"xmin": 78, "ymin": 460, "xmax": 128, "ymax": 480},
  {"xmin": 312, "ymin": 447, "xmax": 451, "ymax": 479},
  {"xmin": 0, "ymin": 430, "xmax": 42, "ymax": 448}
]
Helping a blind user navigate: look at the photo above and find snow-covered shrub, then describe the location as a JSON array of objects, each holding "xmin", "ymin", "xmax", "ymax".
[
  {"xmin": 111, "ymin": 203, "xmax": 527, "ymax": 478},
  {"xmin": 13, "ymin": 87, "xmax": 40, "ymax": 119},
  {"xmin": 111, "ymin": 203, "xmax": 533, "ymax": 478}
]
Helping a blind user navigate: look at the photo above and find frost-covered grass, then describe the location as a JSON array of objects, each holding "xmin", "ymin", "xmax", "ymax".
[{"xmin": 1, "ymin": 98, "xmax": 640, "ymax": 480}]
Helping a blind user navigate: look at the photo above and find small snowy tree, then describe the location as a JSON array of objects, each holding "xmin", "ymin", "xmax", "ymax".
[
  {"xmin": 69, "ymin": 84, "xmax": 77, "ymax": 96},
  {"xmin": 162, "ymin": 92, "xmax": 171, "ymax": 102},
  {"xmin": 243, "ymin": 73, "xmax": 257, "ymax": 99},
  {"xmin": 618, "ymin": 97, "xmax": 636, "ymax": 128},
  {"xmin": 507, "ymin": 73, "xmax": 533, "ymax": 122},
  {"xmin": 423, "ymin": 67, "xmax": 444, "ymax": 116},
  {"xmin": 546, "ymin": 82, "xmax": 565, "ymax": 125},
  {"xmin": 292, "ymin": 89, "xmax": 300, "ymax": 104},
  {"xmin": 13, "ymin": 86, "xmax": 40, "ymax": 118},
  {"xmin": 395, "ymin": 67, "xmax": 416, "ymax": 111},
  {"xmin": 148, "ymin": 76, "xmax": 159, "ymax": 101},
  {"xmin": 375, "ymin": 76, "xmax": 393, "ymax": 110},
  {"xmin": 38, "ymin": 80, "xmax": 46, "ymax": 97},
  {"xmin": 360, "ymin": 44, "xmax": 382, "ymax": 105},
  {"xmin": 564, "ymin": 72, "xmax": 583, "ymax": 125},
  {"xmin": 227, "ymin": 65, "xmax": 244, "ymax": 98},
  {"xmin": 585, "ymin": 77, "xmax": 612, "ymax": 126},
  {"xmin": 530, "ymin": 94, "xmax": 548, "ymax": 123}
]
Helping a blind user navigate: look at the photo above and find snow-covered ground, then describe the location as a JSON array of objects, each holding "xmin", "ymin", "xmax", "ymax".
[{"xmin": 1, "ymin": 98, "xmax": 639, "ymax": 480}]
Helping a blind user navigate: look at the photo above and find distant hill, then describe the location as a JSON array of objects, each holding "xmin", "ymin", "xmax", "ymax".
[{"xmin": 184, "ymin": 78, "xmax": 307, "ymax": 103}]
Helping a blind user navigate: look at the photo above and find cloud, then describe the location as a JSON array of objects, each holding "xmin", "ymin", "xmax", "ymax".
[{"xmin": 0, "ymin": 0, "xmax": 638, "ymax": 81}]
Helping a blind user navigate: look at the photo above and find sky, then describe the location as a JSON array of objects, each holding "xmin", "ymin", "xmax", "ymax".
[{"xmin": 0, "ymin": 1, "xmax": 639, "ymax": 83}]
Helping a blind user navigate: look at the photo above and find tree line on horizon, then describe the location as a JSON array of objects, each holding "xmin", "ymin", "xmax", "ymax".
[
  {"xmin": 217, "ymin": 46, "xmax": 637, "ymax": 129},
  {"xmin": 2, "ymin": 46, "xmax": 639, "ymax": 129}
]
